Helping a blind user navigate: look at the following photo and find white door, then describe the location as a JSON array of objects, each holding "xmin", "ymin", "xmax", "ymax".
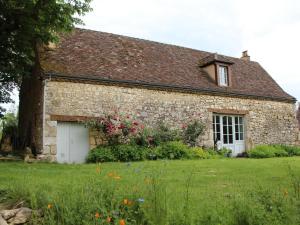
[
  {"xmin": 57, "ymin": 122, "xmax": 89, "ymax": 163},
  {"xmin": 213, "ymin": 115, "xmax": 245, "ymax": 156}
]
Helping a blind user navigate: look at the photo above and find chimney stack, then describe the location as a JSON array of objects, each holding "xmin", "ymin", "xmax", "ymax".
[{"xmin": 241, "ymin": 50, "xmax": 250, "ymax": 61}]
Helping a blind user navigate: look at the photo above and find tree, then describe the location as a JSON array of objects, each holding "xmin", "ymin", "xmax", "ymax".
[
  {"xmin": 0, "ymin": 0, "xmax": 92, "ymax": 115},
  {"xmin": 0, "ymin": 0, "xmax": 92, "ymax": 151}
]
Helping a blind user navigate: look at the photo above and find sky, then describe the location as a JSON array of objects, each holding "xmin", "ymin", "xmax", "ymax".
[{"xmin": 2, "ymin": 0, "xmax": 300, "ymax": 112}]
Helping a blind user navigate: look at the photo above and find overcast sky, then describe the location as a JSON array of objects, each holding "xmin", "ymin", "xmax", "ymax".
[
  {"xmin": 80, "ymin": 0, "xmax": 300, "ymax": 101},
  {"xmin": 2, "ymin": 0, "xmax": 300, "ymax": 112}
]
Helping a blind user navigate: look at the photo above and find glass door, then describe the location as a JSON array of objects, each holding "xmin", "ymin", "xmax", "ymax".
[{"xmin": 213, "ymin": 114, "xmax": 245, "ymax": 156}]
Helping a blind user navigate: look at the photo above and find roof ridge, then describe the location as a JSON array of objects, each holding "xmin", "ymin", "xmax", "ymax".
[{"xmin": 75, "ymin": 27, "xmax": 249, "ymax": 62}]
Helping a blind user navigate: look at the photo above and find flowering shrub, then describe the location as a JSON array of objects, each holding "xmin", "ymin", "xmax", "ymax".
[{"xmin": 85, "ymin": 112, "xmax": 143, "ymax": 146}]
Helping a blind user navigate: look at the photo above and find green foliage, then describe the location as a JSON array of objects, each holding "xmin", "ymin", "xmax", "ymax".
[
  {"xmin": 151, "ymin": 123, "xmax": 181, "ymax": 146},
  {"xmin": 248, "ymin": 145, "xmax": 289, "ymax": 158},
  {"xmin": 276, "ymin": 145, "xmax": 300, "ymax": 156},
  {"xmin": 186, "ymin": 147, "xmax": 212, "ymax": 159},
  {"xmin": 218, "ymin": 147, "xmax": 232, "ymax": 157},
  {"xmin": 0, "ymin": 0, "xmax": 92, "ymax": 108},
  {"xmin": 182, "ymin": 120, "xmax": 205, "ymax": 146},
  {"xmin": 87, "ymin": 145, "xmax": 149, "ymax": 163},
  {"xmin": 86, "ymin": 146, "xmax": 115, "ymax": 163},
  {"xmin": 155, "ymin": 141, "xmax": 189, "ymax": 159},
  {"xmin": 113, "ymin": 145, "xmax": 147, "ymax": 162}
]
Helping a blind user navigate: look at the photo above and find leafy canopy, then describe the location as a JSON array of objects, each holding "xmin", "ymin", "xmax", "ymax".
[{"xmin": 0, "ymin": 0, "xmax": 92, "ymax": 115}]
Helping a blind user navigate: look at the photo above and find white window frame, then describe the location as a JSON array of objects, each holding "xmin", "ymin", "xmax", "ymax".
[
  {"xmin": 213, "ymin": 114, "xmax": 244, "ymax": 145},
  {"xmin": 218, "ymin": 66, "xmax": 229, "ymax": 86}
]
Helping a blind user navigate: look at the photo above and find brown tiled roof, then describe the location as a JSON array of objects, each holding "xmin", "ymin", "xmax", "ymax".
[
  {"xmin": 199, "ymin": 53, "xmax": 234, "ymax": 67},
  {"xmin": 40, "ymin": 28, "xmax": 296, "ymax": 102}
]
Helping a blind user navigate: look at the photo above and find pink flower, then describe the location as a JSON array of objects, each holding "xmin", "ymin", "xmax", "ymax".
[{"xmin": 133, "ymin": 121, "xmax": 139, "ymax": 126}]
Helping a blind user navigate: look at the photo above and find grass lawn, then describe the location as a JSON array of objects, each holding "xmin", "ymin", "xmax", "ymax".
[{"xmin": 1, "ymin": 158, "xmax": 300, "ymax": 224}]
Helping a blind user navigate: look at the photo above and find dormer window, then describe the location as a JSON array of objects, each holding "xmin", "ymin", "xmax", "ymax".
[
  {"xmin": 219, "ymin": 66, "xmax": 229, "ymax": 86},
  {"xmin": 199, "ymin": 53, "xmax": 234, "ymax": 87}
]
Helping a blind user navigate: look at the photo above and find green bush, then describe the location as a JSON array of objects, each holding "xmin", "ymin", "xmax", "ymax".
[
  {"xmin": 218, "ymin": 148, "xmax": 232, "ymax": 157},
  {"xmin": 182, "ymin": 120, "xmax": 205, "ymax": 146},
  {"xmin": 113, "ymin": 144, "xmax": 147, "ymax": 162},
  {"xmin": 155, "ymin": 141, "xmax": 189, "ymax": 159},
  {"xmin": 86, "ymin": 146, "xmax": 116, "ymax": 162},
  {"xmin": 277, "ymin": 145, "xmax": 300, "ymax": 156},
  {"xmin": 187, "ymin": 147, "xmax": 212, "ymax": 159},
  {"xmin": 152, "ymin": 123, "xmax": 181, "ymax": 146},
  {"xmin": 248, "ymin": 145, "xmax": 288, "ymax": 158}
]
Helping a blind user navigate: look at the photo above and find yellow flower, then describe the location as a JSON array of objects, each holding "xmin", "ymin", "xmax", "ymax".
[
  {"xmin": 114, "ymin": 176, "xmax": 121, "ymax": 180},
  {"xmin": 47, "ymin": 204, "xmax": 52, "ymax": 209},
  {"xmin": 123, "ymin": 199, "xmax": 128, "ymax": 205}
]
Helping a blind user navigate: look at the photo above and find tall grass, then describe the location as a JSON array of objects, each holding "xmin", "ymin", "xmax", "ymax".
[{"xmin": 1, "ymin": 159, "xmax": 300, "ymax": 224}]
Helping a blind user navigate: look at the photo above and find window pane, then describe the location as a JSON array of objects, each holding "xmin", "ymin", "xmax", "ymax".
[
  {"xmin": 219, "ymin": 66, "xmax": 228, "ymax": 86},
  {"xmin": 235, "ymin": 133, "xmax": 239, "ymax": 141},
  {"xmin": 229, "ymin": 126, "xmax": 233, "ymax": 134},
  {"xmin": 235, "ymin": 117, "xmax": 238, "ymax": 125},
  {"xmin": 216, "ymin": 116, "xmax": 220, "ymax": 124},
  {"xmin": 229, "ymin": 135, "xmax": 233, "ymax": 144},
  {"xmin": 239, "ymin": 117, "xmax": 243, "ymax": 124},
  {"xmin": 240, "ymin": 133, "xmax": 244, "ymax": 140},
  {"xmin": 217, "ymin": 133, "xmax": 221, "ymax": 141},
  {"xmin": 224, "ymin": 135, "xmax": 228, "ymax": 144},
  {"xmin": 223, "ymin": 126, "xmax": 227, "ymax": 135},
  {"xmin": 240, "ymin": 125, "xmax": 243, "ymax": 133},
  {"xmin": 216, "ymin": 124, "xmax": 220, "ymax": 133},
  {"xmin": 223, "ymin": 116, "xmax": 227, "ymax": 125},
  {"xmin": 228, "ymin": 116, "xmax": 232, "ymax": 124},
  {"xmin": 235, "ymin": 124, "xmax": 239, "ymax": 133}
]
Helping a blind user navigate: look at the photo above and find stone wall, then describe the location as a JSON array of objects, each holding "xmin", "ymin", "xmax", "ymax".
[{"xmin": 42, "ymin": 80, "xmax": 299, "ymax": 160}]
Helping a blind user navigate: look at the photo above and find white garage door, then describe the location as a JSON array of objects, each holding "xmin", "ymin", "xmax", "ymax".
[{"xmin": 57, "ymin": 122, "xmax": 89, "ymax": 163}]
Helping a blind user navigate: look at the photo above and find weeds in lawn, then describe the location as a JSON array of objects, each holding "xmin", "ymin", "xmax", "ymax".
[{"xmin": 1, "ymin": 160, "xmax": 300, "ymax": 224}]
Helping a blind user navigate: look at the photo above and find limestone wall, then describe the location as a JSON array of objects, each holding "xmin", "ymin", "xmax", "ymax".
[{"xmin": 42, "ymin": 80, "xmax": 299, "ymax": 160}]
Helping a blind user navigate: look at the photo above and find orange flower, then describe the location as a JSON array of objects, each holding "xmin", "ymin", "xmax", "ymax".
[
  {"xmin": 119, "ymin": 219, "xmax": 126, "ymax": 225},
  {"xmin": 123, "ymin": 199, "xmax": 128, "ymax": 205},
  {"xmin": 108, "ymin": 172, "xmax": 114, "ymax": 177},
  {"xmin": 95, "ymin": 212, "xmax": 100, "ymax": 219},
  {"xmin": 106, "ymin": 216, "xmax": 112, "ymax": 223},
  {"xmin": 47, "ymin": 204, "xmax": 52, "ymax": 209},
  {"xmin": 127, "ymin": 200, "xmax": 134, "ymax": 206}
]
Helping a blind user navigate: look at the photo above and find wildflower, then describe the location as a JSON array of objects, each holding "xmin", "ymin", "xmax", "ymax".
[
  {"xmin": 127, "ymin": 200, "xmax": 134, "ymax": 206},
  {"xmin": 95, "ymin": 212, "xmax": 100, "ymax": 219},
  {"xmin": 123, "ymin": 199, "xmax": 129, "ymax": 205},
  {"xmin": 119, "ymin": 219, "xmax": 126, "ymax": 225},
  {"xmin": 137, "ymin": 198, "xmax": 145, "ymax": 203},
  {"xmin": 114, "ymin": 176, "xmax": 121, "ymax": 180},
  {"xmin": 283, "ymin": 189, "xmax": 288, "ymax": 197},
  {"xmin": 108, "ymin": 172, "xmax": 114, "ymax": 177},
  {"xmin": 106, "ymin": 216, "xmax": 112, "ymax": 223},
  {"xmin": 47, "ymin": 204, "xmax": 53, "ymax": 209},
  {"xmin": 133, "ymin": 121, "xmax": 139, "ymax": 126}
]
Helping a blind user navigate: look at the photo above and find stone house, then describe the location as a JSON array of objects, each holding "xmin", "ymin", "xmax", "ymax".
[{"xmin": 19, "ymin": 28, "xmax": 299, "ymax": 163}]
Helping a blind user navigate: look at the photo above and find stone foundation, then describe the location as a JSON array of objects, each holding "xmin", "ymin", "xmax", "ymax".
[{"xmin": 41, "ymin": 81, "xmax": 299, "ymax": 160}]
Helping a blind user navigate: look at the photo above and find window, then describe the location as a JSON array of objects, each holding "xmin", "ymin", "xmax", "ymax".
[{"xmin": 219, "ymin": 66, "xmax": 229, "ymax": 86}]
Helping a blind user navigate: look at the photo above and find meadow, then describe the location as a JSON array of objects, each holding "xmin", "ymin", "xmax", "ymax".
[{"xmin": 1, "ymin": 158, "xmax": 300, "ymax": 225}]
